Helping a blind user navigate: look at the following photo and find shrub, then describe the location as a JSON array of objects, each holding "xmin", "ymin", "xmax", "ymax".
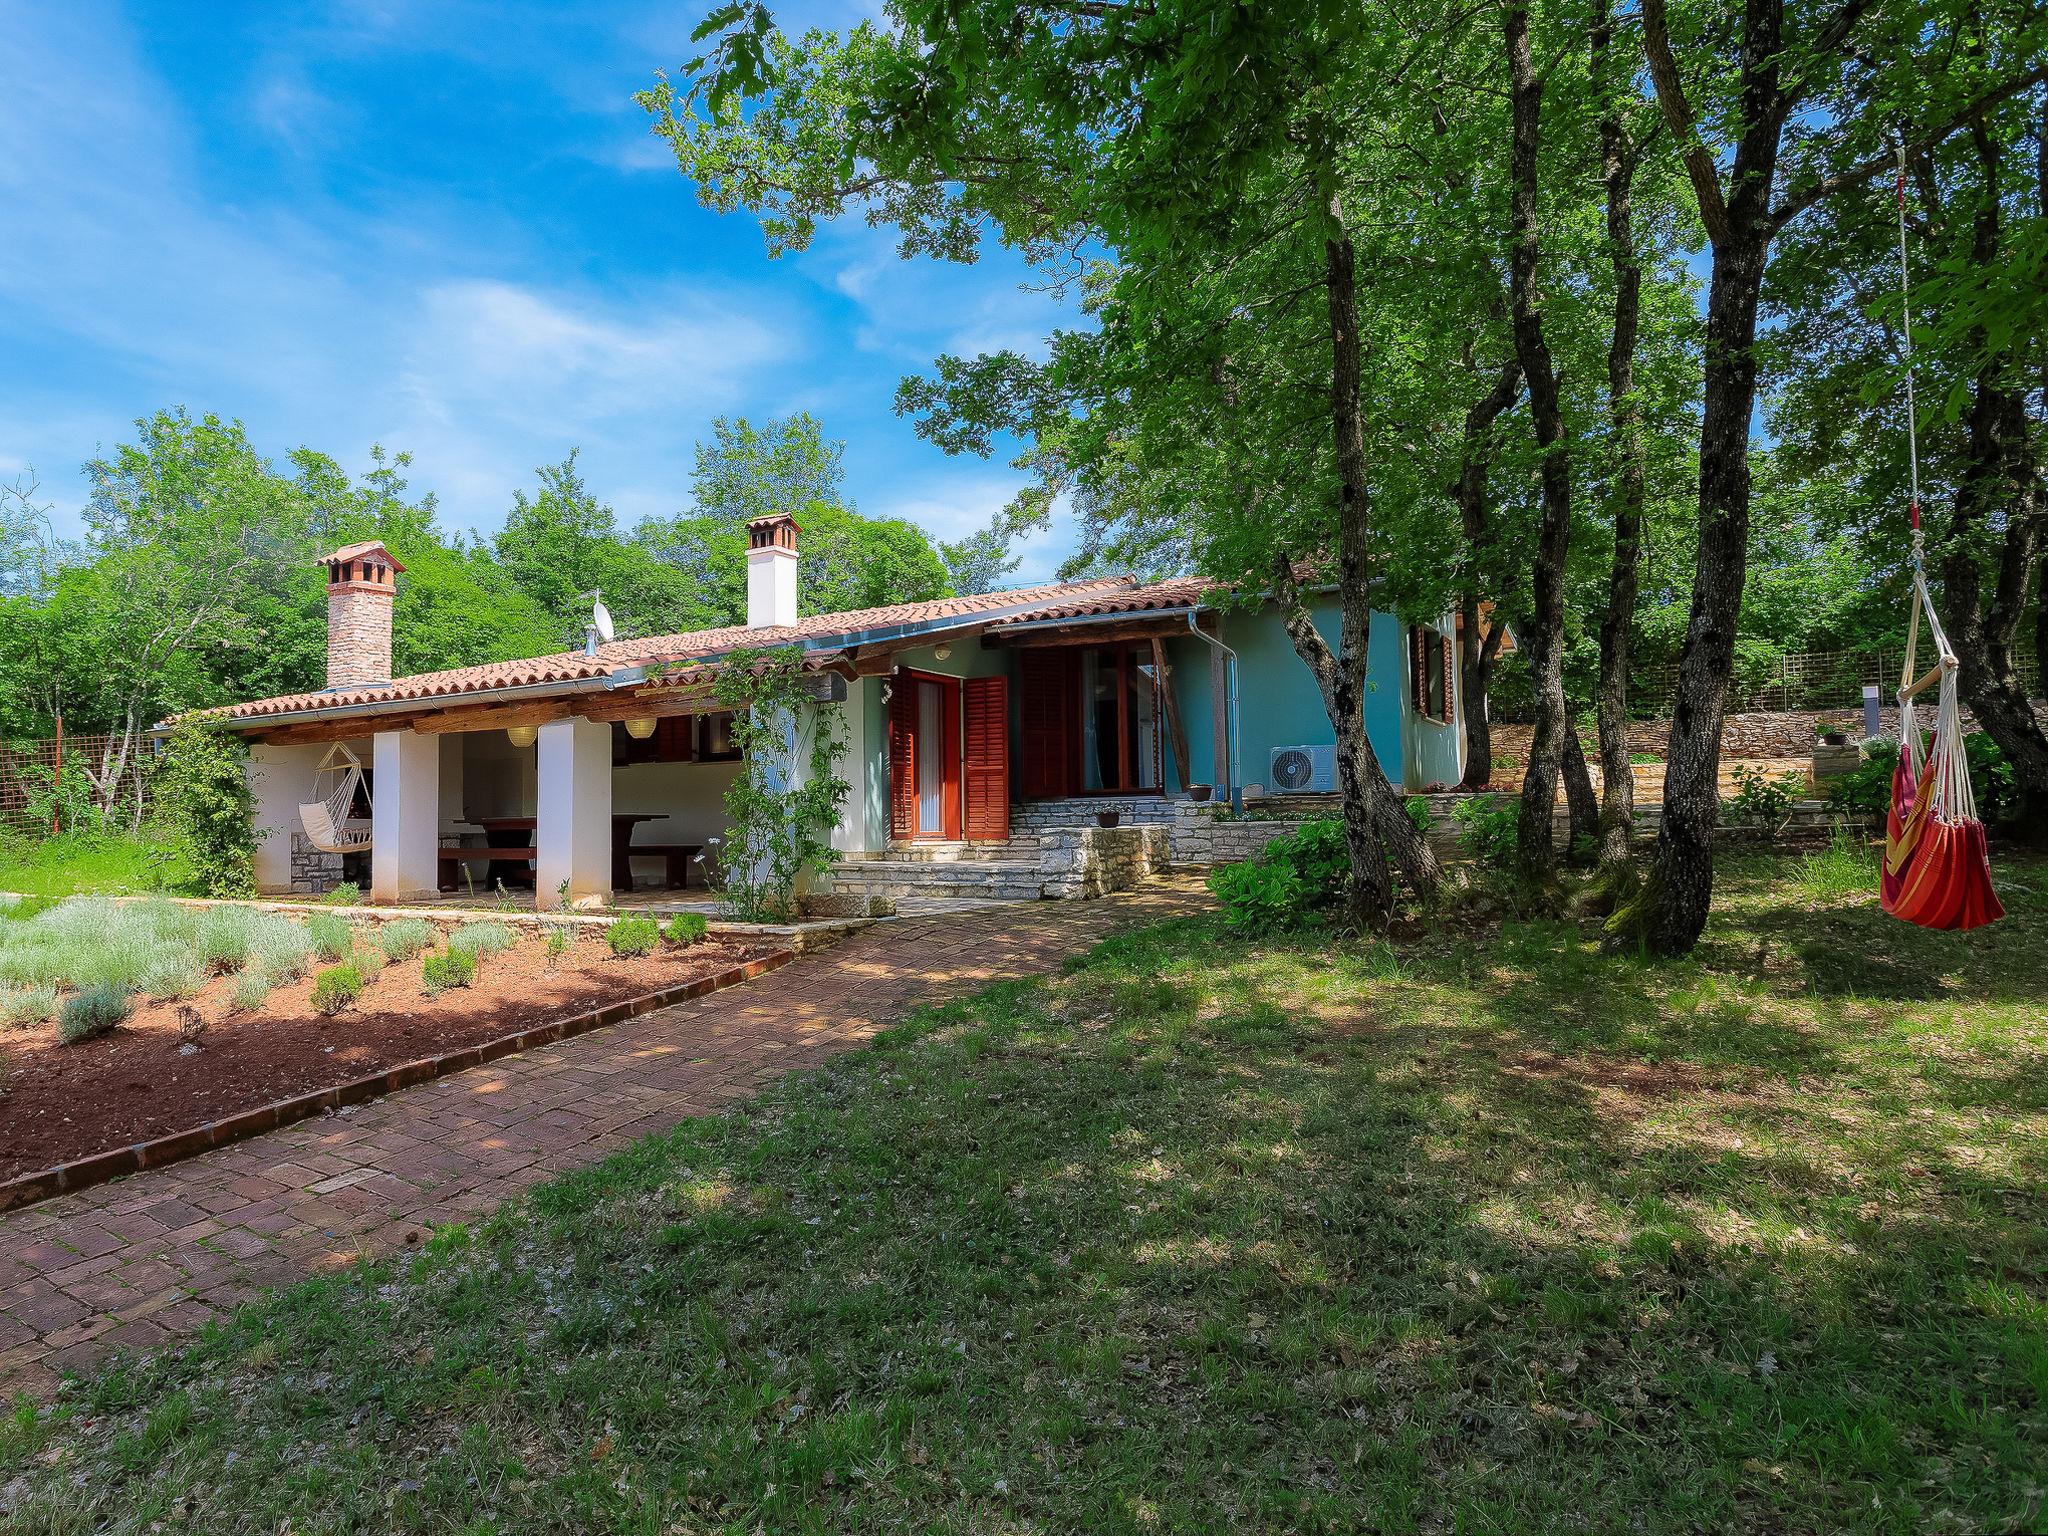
[
  {"xmin": 1829, "ymin": 738, "xmax": 1899, "ymax": 815},
  {"xmin": 606, "ymin": 916, "xmax": 660, "ymax": 958},
  {"xmin": 1964, "ymin": 732, "xmax": 2016, "ymax": 823},
  {"xmin": 376, "ymin": 918, "xmax": 437, "ymax": 963},
  {"xmin": 1451, "ymin": 795, "xmax": 1520, "ymax": 867},
  {"xmin": 1208, "ymin": 818, "xmax": 1349, "ymax": 933},
  {"xmin": 1727, "ymin": 764, "xmax": 1804, "ymax": 828},
  {"xmin": 1403, "ymin": 797, "xmax": 1433, "ymax": 834},
  {"xmin": 151, "ymin": 718, "xmax": 257, "ymax": 898},
  {"xmin": 0, "ymin": 985, "xmax": 57, "ymax": 1027},
  {"xmin": 420, "ymin": 948, "xmax": 477, "ymax": 996},
  {"xmin": 139, "ymin": 952, "xmax": 204, "ymax": 1002},
  {"xmin": 307, "ymin": 913, "xmax": 354, "ymax": 965},
  {"xmin": 448, "ymin": 921, "xmax": 516, "ymax": 964},
  {"xmin": 198, "ymin": 906, "xmax": 265, "ymax": 974},
  {"xmin": 544, "ymin": 925, "xmax": 570, "ymax": 967},
  {"xmin": 324, "ymin": 881, "xmax": 362, "ymax": 906},
  {"xmin": 59, "ymin": 983, "xmax": 132, "ymax": 1044},
  {"xmin": 310, "ymin": 961, "xmax": 364, "ymax": 1017},
  {"xmin": 246, "ymin": 918, "xmax": 315, "ymax": 984},
  {"xmin": 1209, "ymin": 857, "xmax": 1310, "ymax": 933},
  {"xmin": 352, "ymin": 940, "xmax": 387, "ymax": 978},
  {"xmin": 662, "ymin": 912, "xmax": 709, "ymax": 946},
  {"xmin": 230, "ymin": 968, "xmax": 272, "ymax": 1013},
  {"xmin": 0, "ymin": 894, "xmax": 54, "ymax": 923}
]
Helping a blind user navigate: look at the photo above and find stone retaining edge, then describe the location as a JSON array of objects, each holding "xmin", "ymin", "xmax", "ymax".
[{"xmin": 0, "ymin": 947, "xmax": 797, "ymax": 1215}]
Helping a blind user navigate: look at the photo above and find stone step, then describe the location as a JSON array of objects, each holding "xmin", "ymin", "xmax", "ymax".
[{"xmin": 861, "ymin": 839, "xmax": 1041, "ymax": 864}]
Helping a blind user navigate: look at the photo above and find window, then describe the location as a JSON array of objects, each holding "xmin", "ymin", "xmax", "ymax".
[
  {"xmin": 1411, "ymin": 625, "xmax": 1452, "ymax": 723},
  {"xmin": 697, "ymin": 712, "xmax": 741, "ymax": 762}
]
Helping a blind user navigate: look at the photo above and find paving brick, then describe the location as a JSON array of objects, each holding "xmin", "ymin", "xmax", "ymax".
[{"xmin": 0, "ymin": 882, "xmax": 1206, "ymax": 1398}]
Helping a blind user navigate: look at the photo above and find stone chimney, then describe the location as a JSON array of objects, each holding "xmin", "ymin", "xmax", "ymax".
[
  {"xmin": 745, "ymin": 513, "xmax": 800, "ymax": 629},
  {"xmin": 317, "ymin": 541, "xmax": 404, "ymax": 690}
]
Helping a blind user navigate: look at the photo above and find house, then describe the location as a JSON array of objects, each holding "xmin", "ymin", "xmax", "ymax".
[{"xmin": 206, "ymin": 515, "xmax": 1469, "ymax": 906}]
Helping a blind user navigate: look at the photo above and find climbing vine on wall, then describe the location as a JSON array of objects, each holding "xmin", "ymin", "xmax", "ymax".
[{"xmin": 708, "ymin": 646, "xmax": 851, "ymax": 922}]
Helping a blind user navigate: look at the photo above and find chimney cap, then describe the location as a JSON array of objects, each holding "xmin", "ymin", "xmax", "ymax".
[
  {"xmin": 746, "ymin": 513, "xmax": 801, "ymax": 552},
  {"xmin": 316, "ymin": 539, "xmax": 407, "ymax": 574}
]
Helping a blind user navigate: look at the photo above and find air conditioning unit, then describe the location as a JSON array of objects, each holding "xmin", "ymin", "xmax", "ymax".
[{"xmin": 1268, "ymin": 744, "xmax": 1337, "ymax": 794}]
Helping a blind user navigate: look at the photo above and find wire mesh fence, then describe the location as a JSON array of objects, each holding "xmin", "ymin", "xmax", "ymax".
[
  {"xmin": 1629, "ymin": 649, "xmax": 2040, "ymax": 715},
  {"xmin": 0, "ymin": 733, "xmax": 152, "ymax": 831}
]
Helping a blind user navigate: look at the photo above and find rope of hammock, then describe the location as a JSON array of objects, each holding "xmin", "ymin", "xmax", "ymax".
[{"xmin": 298, "ymin": 744, "xmax": 372, "ymax": 854}]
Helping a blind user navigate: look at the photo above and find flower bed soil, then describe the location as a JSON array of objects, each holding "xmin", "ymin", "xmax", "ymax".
[{"xmin": 0, "ymin": 931, "xmax": 767, "ymax": 1183}]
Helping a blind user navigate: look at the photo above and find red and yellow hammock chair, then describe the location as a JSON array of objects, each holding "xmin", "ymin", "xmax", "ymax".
[{"xmin": 1879, "ymin": 146, "xmax": 2002, "ymax": 931}]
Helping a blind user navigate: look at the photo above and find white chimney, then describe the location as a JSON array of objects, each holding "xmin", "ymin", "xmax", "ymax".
[{"xmin": 745, "ymin": 513, "xmax": 800, "ymax": 629}]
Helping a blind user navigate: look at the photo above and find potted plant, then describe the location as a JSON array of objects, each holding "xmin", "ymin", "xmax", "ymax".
[
  {"xmin": 1095, "ymin": 809, "xmax": 1122, "ymax": 828},
  {"xmin": 1187, "ymin": 783, "xmax": 1213, "ymax": 803},
  {"xmin": 1817, "ymin": 720, "xmax": 1847, "ymax": 746}
]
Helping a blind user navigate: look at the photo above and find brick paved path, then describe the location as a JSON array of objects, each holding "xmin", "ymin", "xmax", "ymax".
[{"xmin": 0, "ymin": 885, "xmax": 1206, "ymax": 1399}]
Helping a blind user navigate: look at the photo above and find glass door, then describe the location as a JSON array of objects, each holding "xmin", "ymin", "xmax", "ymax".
[
  {"xmin": 916, "ymin": 678, "xmax": 946, "ymax": 835},
  {"xmin": 1079, "ymin": 647, "xmax": 1161, "ymax": 793}
]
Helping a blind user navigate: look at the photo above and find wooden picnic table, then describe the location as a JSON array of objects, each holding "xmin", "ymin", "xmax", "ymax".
[{"xmin": 460, "ymin": 814, "xmax": 671, "ymax": 891}]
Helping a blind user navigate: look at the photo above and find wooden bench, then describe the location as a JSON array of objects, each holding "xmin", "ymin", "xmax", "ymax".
[
  {"xmin": 623, "ymin": 843, "xmax": 702, "ymax": 890},
  {"xmin": 437, "ymin": 846, "xmax": 537, "ymax": 892}
]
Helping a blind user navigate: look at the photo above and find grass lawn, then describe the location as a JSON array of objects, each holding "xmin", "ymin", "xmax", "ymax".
[
  {"xmin": 0, "ymin": 832, "xmax": 191, "ymax": 900},
  {"xmin": 3, "ymin": 849, "xmax": 2043, "ymax": 1533}
]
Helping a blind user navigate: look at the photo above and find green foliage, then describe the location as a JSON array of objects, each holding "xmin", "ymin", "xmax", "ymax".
[
  {"xmin": 246, "ymin": 920, "xmax": 314, "ymax": 985},
  {"xmin": 1451, "ymin": 795, "xmax": 1520, "ymax": 868},
  {"xmin": 0, "ymin": 984, "xmax": 57, "ymax": 1027},
  {"xmin": 0, "ymin": 893, "xmax": 55, "ymax": 922},
  {"xmin": 151, "ymin": 718, "xmax": 257, "ymax": 898},
  {"xmin": 1403, "ymin": 796, "xmax": 1432, "ymax": 834},
  {"xmin": 710, "ymin": 646, "xmax": 852, "ymax": 922},
  {"xmin": 662, "ymin": 912, "xmax": 710, "ymax": 946},
  {"xmin": 230, "ymin": 968, "xmax": 272, "ymax": 1013},
  {"xmin": 58, "ymin": 983, "xmax": 131, "ymax": 1044},
  {"xmin": 1208, "ymin": 818, "xmax": 1348, "ymax": 932},
  {"xmin": 375, "ymin": 918, "xmax": 437, "ymax": 963},
  {"xmin": 544, "ymin": 924, "xmax": 571, "ymax": 967},
  {"xmin": 352, "ymin": 939, "xmax": 386, "ymax": 979},
  {"xmin": 606, "ymin": 916, "xmax": 661, "ymax": 958},
  {"xmin": 0, "ymin": 831, "xmax": 187, "ymax": 900},
  {"xmin": 1727, "ymin": 765, "xmax": 1804, "ymax": 829},
  {"xmin": 1964, "ymin": 732, "xmax": 2016, "ymax": 825},
  {"xmin": 1827, "ymin": 737, "xmax": 1900, "ymax": 815},
  {"xmin": 310, "ymin": 962, "xmax": 365, "ymax": 1017},
  {"xmin": 420, "ymin": 948, "xmax": 476, "ymax": 996},
  {"xmin": 1793, "ymin": 826, "xmax": 1877, "ymax": 904},
  {"xmin": 324, "ymin": 881, "xmax": 362, "ymax": 907},
  {"xmin": 306, "ymin": 913, "xmax": 354, "ymax": 965},
  {"xmin": 448, "ymin": 921, "xmax": 516, "ymax": 965}
]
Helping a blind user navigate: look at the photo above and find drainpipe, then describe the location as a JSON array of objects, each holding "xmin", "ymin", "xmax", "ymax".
[{"xmin": 1183, "ymin": 614, "xmax": 1242, "ymax": 812}]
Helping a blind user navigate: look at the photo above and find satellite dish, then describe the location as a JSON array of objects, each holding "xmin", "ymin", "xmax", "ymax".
[{"xmin": 591, "ymin": 591, "xmax": 616, "ymax": 645}]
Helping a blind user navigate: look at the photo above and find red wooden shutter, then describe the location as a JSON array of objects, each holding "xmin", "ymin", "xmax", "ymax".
[
  {"xmin": 962, "ymin": 676, "xmax": 1009, "ymax": 841},
  {"xmin": 887, "ymin": 678, "xmax": 918, "ymax": 841},
  {"xmin": 1440, "ymin": 632, "xmax": 1455, "ymax": 723},
  {"xmin": 1018, "ymin": 650, "xmax": 1075, "ymax": 799}
]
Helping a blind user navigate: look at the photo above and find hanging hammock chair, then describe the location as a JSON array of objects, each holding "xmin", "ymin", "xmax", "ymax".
[
  {"xmin": 1879, "ymin": 147, "xmax": 2001, "ymax": 932},
  {"xmin": 298, "ymin": 742, "xmax": 373, "ymax": 855}
]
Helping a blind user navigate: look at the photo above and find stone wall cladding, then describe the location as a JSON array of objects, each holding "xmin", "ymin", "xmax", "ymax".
[
  {"xmin": 287, "ymin": 832, "xmax": 345, "ymax": 895},
  {"xmin": 326, "ymin": 585, "xmax": 395, "ymax": 690},
  {"xmin": 1488, "ymin": 701, "xmax": 2042, "ymax": 770},
  {"xmin": 1037, "ymin": 824, "xmax": 1171, "ymax": 899}
]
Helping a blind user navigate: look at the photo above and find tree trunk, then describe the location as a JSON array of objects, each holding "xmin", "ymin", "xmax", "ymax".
[
  {"xmin": 1504, "ymin": 2, "xmax": 1574, "ymax": 888},
  {"xmin": 1560, "ymin": 724, "xmax": 1599, "ymax": 851},
  {"xmin": 1942, "ymin": 126, "xmax": 2048, "ymax": 832},
  {"xmin": 1287, "ymin": 192, "xmax": 1442, "ymax": 924},
  {"xmin": 1454, "ymin": 354, "xmax": 1522, "ymax": 792},
  {"xmin": 1634, "ymin": 0, "xmax": 1786, "ymax": 956},
  {"xmin": 1591, "ymin": 0, "xmax": 1646, "ymax": 874}
]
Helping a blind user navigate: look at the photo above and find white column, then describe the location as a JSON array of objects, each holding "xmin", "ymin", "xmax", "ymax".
[
  {"xmin": 536, "ymin": 717, "xmax": 611, "ymax": 909},
  {"xmin": 828, "ymin": 684, "xmax": 873, "ymax": 854},
  {"xmin": 370, "ymin": 729, "xmax": 441, "ymax": 904},
  {"xmin": 247, "ymin": 743, "xmax": 325, "ymax": 894}
]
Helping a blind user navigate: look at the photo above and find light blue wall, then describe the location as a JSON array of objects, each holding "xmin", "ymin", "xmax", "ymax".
[
  {"xmin": 1218, "ymin": 601, "xmax": 1407, "ymax": 790},
  {"xmin": 1402, "ymin": 615, "xmax": 1466, "ymax": 789}
]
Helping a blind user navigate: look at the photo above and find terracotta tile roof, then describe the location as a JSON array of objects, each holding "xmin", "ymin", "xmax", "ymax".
[
  {"xmin": 208, "ymin": 575, "xmax": 1162, "ymax": 723},
  {"xmin": 983, "ymin": 575, "xmax": 1217, "ymax": 627}
]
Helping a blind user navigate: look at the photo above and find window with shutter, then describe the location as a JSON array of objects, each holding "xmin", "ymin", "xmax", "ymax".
[{"xmin": 962, "ymin": 676, "xmax": 1009, "ymax": 841}]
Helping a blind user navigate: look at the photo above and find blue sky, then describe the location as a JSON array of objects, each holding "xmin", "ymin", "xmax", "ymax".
[{"xmin": 0, "ymin": 0, "xmax": 1081, "ymax": 579}]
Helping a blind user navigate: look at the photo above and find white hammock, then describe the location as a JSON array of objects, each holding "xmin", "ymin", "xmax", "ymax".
[{"xmin": 298, "ymin": 743, "xmax": 373, "ymax": 854}]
